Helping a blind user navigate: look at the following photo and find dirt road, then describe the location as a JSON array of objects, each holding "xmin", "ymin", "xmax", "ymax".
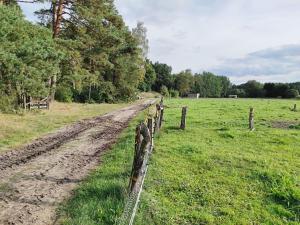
[{"xmin": 0, "ymin": 100, "xmax": 154, "ymax": 225}]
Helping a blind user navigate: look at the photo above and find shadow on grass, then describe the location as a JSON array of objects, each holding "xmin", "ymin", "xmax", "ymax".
[
  {"xmin": 60, "ymin": 179, "xmax": 128, "ymax": 225},
  {"xmin": 166, "ymin": 126, "xmax": 181, "ymax": 131}
]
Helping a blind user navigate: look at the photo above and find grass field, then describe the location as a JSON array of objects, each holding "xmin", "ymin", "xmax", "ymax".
[
  {"xmin": 0, "ymin": 102, "xmax": 128, "ymax": 152},
  {"xmin": 57, "ymin": 98, "xmax": 299, "ymax": 225},
  {"xmin": 134, "ymin": 98, "xmax": 300, "ymax": 225}
]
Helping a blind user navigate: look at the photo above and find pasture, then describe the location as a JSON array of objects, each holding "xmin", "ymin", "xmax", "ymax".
[{"xmin": 135, "ymin": 98, "xmax": 300, "ymax": 224}]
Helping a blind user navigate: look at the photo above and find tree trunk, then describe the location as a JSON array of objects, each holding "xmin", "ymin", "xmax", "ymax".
[
  {"xmin": 52, "ymin": 0, "xmax": 64, "ymax": 39},
  {"xmin": 23, "ymin": 93, "xmax": 27, "ymax": 111},
  {"xmin": 88, "ymin": 83, "xmax": 92, "ymax": 102},
  {"xmin": 49, "ymin": 74, "xmax": 57, "ymax": 102},
  {"xmin": 48, "ymin": 0, "xmax": 64, "ymax": 102}
]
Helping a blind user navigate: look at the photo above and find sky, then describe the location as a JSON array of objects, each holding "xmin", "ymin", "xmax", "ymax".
[{"xmin": 21, "ymin": 0, "xmax": 300, "ymax": 84}]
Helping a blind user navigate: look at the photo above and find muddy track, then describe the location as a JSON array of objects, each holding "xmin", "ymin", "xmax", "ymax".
[{"xmin": 0, "ymin": 100, "xmax": 154, "ymax": 225}]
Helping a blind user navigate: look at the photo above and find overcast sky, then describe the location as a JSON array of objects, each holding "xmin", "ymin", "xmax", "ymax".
[{"xmin": 21, "ymin": 0, "xmax": 300, "ymax": 84}]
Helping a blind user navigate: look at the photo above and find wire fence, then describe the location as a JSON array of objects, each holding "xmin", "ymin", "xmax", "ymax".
[{"xmin": 117, "ymin": 100, "xmax": 164, "ymax": 225}]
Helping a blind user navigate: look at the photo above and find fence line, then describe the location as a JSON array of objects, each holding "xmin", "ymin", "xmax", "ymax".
[{"xmin": 118, "ymin": 99, "xmax": 164, "ymax": 225}]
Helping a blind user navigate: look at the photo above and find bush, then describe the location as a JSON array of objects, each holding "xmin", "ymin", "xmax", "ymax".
[
  {"xmin": 0, "ymin": 95, "xmax": 18, "ymax": 113},
  {"xmin": 285, "ymin": 89, "xmax": 299, "ymax": 99},
  {"xmin": 170, "ymin": 89, "xmax": 179, "ymax": 98},
  {"xmin": 99, "ymin": 82, "xmax": 117, "ymax": 103},
  {"xmin": 73, "ymin": 82, "xmax": 117, "ymax": 104},
  {"xmin": 55, "ymin": 86, "xmax": 73, "ymax": 102},
  {"xmin": 160, "ymin": 85, "xmax": 169, "ymax": 97}
]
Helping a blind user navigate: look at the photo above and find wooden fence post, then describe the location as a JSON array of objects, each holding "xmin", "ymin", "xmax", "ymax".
[
  {"xmin": 159, "ymin": 108, "xmax": 164, "ymax": 128},
  {"xmin": 155, "ymin": 104, "xmax": 161, "ymax": 133},
  {"xmin": 180, "ymin": 107, "xmax": 187, "ymax": 130},
  {"xmin": 129, "ymin": 123, "xmax": 151, "ymax": 192},
  {"xmin": 249, "ymin": 107, "xmax": 254, "ymax": 131},
  {"xmin": 159, "ymin": 101, "xmax": 164, "ymax": 129},
  {"xmin": 160, "ymin": 97, "xmax": 164, "ymax": 107},
  {"xmin": 147, "ymin": 118, "xmax": 154, "ymax": 148}
]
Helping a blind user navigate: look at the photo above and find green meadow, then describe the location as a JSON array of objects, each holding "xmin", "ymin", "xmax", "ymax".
[
  {"xmin": 59, "ymin": 98, "xmax": 299, "ymax": 225},
  {"xmin": 135, "ymin": 98, "xmax": 300, "ymax": 225}
]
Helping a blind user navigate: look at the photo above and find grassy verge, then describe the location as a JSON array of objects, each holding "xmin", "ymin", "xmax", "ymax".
[
  {"xmin": 57, "ymin": 110, "xmax": 149, "ymax": 225},
  {"xmin": 0, "ymin": 101, "xmax": 128, "ymax": 152},
  {"xmin": 135, "ymin": 98, "xmax": 300, "ymax": 225}
]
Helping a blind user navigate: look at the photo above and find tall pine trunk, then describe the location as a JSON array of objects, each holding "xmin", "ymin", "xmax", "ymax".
[{"xmin": 49, "ymin": 0, "xmax": 64, "ymax": 102}]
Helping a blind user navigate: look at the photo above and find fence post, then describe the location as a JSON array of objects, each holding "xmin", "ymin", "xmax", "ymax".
[
  {"xmin": 180, "ymin": 107, "xmax": 187, "ymax": 130},
  {"xmin": 147, "ymin": 118, "xmax": 154, "ymax": 148},
  {"xmin": 155, "ymin": 104, "xmax": 161, "ymax": 133},
  {"xmin": 159, "ymin": 107, "xmax": 164, "ymax": 128},
  {"xmin": 159, "ymin": 99, "xmax": 164, "ymax": 128},
  {"xmin": 249, "ymin": 107, "xmax": 254, "ymax": 131},
  {"xmin": 129, "ymin": 123, "xmax": 151, "ymax": 192},
  {"xmin": 293, "ymin": 104, "xmax": 297, "ymax": 112},
  {"xmin": 160, "ymin": 97, "xmax": 164, "ymax": 107}
]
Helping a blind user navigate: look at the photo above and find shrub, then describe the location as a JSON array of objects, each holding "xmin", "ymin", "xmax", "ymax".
[
  {"xmin": 99, "ymin": 82, "xmax": 117, "ymax": 103},
  {"xmin": 170, "ymin": 89, "xmax": 179, "ymax": 98},
  {"xmin": 0, "ymin": 95, "xmax": 18, "ymax": 113},
  {"xmin": 160, "ymin": 85, "xmax": 169, "ymax": 97},
  {"xmin": 285, "ymin": 89, "xmax": 299, "ymax": 99},
  {"xmin": 55, "ymin": 86, "xmax": 73, "ymax": 102}
]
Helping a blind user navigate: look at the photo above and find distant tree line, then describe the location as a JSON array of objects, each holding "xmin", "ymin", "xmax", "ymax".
[
  {"xmin": 139, "ymin": 61, "xmax": 300, "ymax": 99},
  {"xmin": 231, "ymin": 80, "xmax": 300, "ymax": 99}
]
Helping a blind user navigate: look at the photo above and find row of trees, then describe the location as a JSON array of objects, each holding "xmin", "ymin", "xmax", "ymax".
[
  {"xmin": 139, "ymin": 61, "xmax": 232, "ymax": 98},
  {"xmin": 139, "ymin": 60, "xmax": 299, "ymax": 99},
  {"xmin": 0, "ymin": 1, "xmax": 147, "ymax": 112},
  {"xmin": 231, "ymin": 81, "xmax": 300, "ymax": 98}
]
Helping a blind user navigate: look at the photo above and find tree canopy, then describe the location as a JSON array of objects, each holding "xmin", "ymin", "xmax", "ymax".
[{"xmin": 0, "ymin": 5, "xmax": 62, "ymax": 109}]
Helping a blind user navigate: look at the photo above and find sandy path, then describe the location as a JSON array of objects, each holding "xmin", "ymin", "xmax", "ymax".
[{"xmin": 0, "ymin": 100, "xmax": 154, "ymax": 225}]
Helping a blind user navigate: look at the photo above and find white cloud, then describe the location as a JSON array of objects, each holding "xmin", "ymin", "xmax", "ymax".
[
  {"xmin": 115, "ymin": 0, "xmax": 300, "ymax": 83},
  {"xmin": 20, "ymin": 1, "xmax": 300, "ymax": 83},
  {"xmin": 212, "ymin": 44, "xmax": 300, "ymax": 83}
]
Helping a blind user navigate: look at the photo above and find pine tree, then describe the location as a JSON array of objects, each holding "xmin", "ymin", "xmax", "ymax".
[{"xmin": 0, "ymin": 4, "xmax": 62, "ymax": 109}]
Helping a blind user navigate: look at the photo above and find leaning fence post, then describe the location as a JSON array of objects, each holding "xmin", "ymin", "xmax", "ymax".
[
  {"xmin": 249, "ymin": 107, "xmax": 255, "ymax": 131},
  {"xmin": 180, "ymin": 107, "xmax": 187, "ymax": 130},
  {"xmin": 129, "ymin": 123, "xmax": 151, "ymax": 192}
]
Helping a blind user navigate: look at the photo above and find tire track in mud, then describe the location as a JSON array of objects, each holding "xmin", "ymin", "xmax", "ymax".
[{"xmin": 0, "ymin": 100, "xmax": 154, "ymax": 225}]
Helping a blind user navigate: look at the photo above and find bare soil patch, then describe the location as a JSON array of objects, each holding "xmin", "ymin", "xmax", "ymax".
[
  {"xmin": 270, "ymin": 120, "xmax": 297, "ymax": 129},
  {"xmin": 0, "ymin": 100, "xmax": 154, "ymax": 225}
]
